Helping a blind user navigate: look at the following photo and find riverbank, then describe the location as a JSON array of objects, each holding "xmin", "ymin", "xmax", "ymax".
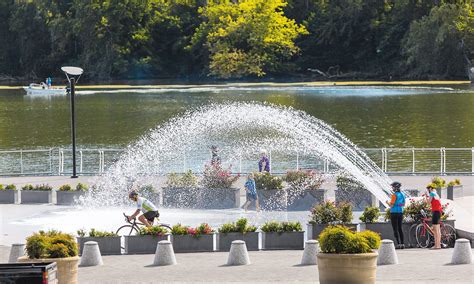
[{"xmin": 0, "ymin": 80, "xmax": 471, "ymax": 90}]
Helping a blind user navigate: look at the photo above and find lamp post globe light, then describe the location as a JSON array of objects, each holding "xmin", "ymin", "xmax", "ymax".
[{"xmin": 61, "ymin": 66, "xmax": 84, "ymax": 179}]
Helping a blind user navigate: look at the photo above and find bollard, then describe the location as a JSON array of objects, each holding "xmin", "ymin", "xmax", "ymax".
[
  {"xmin": 79, "ymin": 241, "xmax": 103, "ymax": 267},
  {"xmin": 301, "ymin": 240, "xmax": 319, "ymax": 265},
  {"xmin": 227, "ymin": 240, "xmax": 250, "ymax": 266},
  {"xmin": 451, "ymin": 238, "xmax": 472, "ymax": 265},
  {"xmin": 153, "ymin": 240, "xmax": 177, "ymax": 266},
  {"xmin": 377, "ymin": 239, "xmax": 398, "ymax": 265},
  {"xmin": 8, "ymin": 244, "xmax": 25, "ymax": 263}
]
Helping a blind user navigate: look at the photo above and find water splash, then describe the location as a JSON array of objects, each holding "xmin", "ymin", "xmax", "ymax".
[{"xmin": 83, "ymin": 102, "xmax": 393, "ymax": 207}]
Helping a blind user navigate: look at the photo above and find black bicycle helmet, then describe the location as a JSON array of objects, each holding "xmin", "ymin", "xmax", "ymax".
[
  {"xmin": 128, "ymin": 191, "xmax": 138, "ymax": 198},
  {"xmin": 390, "ymin": 181, "xmax": 402, "ymax": 188}
]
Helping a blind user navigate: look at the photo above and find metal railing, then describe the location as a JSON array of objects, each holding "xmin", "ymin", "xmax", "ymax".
[{"xmin": 0, "ymin": 147, "xmax": 473, "ymax": 176}]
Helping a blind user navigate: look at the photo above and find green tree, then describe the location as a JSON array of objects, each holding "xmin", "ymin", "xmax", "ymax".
[{"xmin": 191, "ymin": 0, "xmax": 308, "ymax": 78}]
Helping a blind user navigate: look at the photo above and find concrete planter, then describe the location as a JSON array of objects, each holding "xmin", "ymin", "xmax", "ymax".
[
  {"xmin": 335, "ymin": 189, "xmax": 375, "ymax": 211},
  {"xmin": 257, "ymin": 189, "xmax": 288, "ymax": 211},
  {"xmin": 18, "ymin": 255, "xmax": 79, "ymax": 284},
  {"xmin": 124, "ymin": 235, "xmax": 169, "ymax": 254},
  {"xmin": 217, "ymin": 232, "xmax": 259, "ymax": 251},
  {"xmin": 21, "ymin": 190, "xmax": 52, "ymax": 204},
  {"xmin": 287, "ymin": 189, "xmax": 326, "ymax": 211},
  {"xmin": 307, "ymin": 223, "xmax": 358, "ymax": 240},
  {"xmin": 447, "ymin": 185, "xmax": 463, "ymax": 200},
  {"xmin": 171, "ymin": 234, "xmax": 214, "ymax": 253},
  {"xmin": 317, "ymin": 252, "xmax": 378, "ymax": 284},
  {"xmin": 262, "ymin": 231, "xmax": 304, "ymax": 250},
  {"xmin": 162, "ymin": 187, "xmax": 239, "ymax": 209},
  {"xmin": 57, "ymin": 191, "xmax": 86, "ymax": 205},
  {"xmin": 77, "ymin": 236, "xmax": 121, "ymax": 255},
  {"xmin": 0, "ymin": 190, "xmax": 18, "ymax": 204}
]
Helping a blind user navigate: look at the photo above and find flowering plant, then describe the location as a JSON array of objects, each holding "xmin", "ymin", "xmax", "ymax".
[
  {"xmin": 166, "ymin": 170, "xmax": 198, "ymax": 188},
  {"xmin": 171, "ymin": 223, "xmax": 214, "ymax": 238},
  {"xmin": 284, "ymin": 170, "xmax": 325, "ymax": 190},
  {"xmin": 254, "ymin": 172, "xmax": 284, "ymax": 190},
  {"xmin": 200, "ymin": 163, "xmax": 239, "ymax": 189},
  {"xmin": 401, "ymin": 197, "xmax": 452, "ymax": 221},
  {"xmin": 138, "ymin": 226, "xmax": 169, "ymax": 237}
]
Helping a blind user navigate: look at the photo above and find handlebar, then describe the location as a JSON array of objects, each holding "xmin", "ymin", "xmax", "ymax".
[{"xmin": 123, "ymin": 212, "xmax": 136, "ymax": 223}]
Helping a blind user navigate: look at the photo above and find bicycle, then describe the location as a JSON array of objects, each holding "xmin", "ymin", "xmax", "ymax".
[
  {"xmin": 414, "ymin": 209, "xmax": 456, "ymax": 248},
  {"xmin": 116, "ymin": 212, "xmax": 172, "ymax": 236}
]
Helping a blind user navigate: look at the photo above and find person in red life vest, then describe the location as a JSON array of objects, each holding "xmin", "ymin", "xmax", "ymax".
[{"xmin": 426, "ymin": 184, "xmax": 443, "ymax": 249}]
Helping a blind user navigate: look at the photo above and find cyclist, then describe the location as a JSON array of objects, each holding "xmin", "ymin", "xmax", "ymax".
[
  {"xmin": 426, "ymin": 184, "xmax": 442, "ymax": 249},
  {"xmin": 386, "ymin": 181, "xmax": 405, "ymax": 249},
  {"xmin": 127, "ymin": 191, "xmax": 159, "ymax": 227}
]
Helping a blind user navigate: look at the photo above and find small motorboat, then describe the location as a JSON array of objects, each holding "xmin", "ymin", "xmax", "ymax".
[{"xmin": 23, "ymin": 83, "xmax": 67, "ymax": 95}]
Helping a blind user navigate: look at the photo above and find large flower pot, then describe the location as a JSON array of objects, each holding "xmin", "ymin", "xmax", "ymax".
[
  {"xmin": 0, "ymin": 190, "xmax": 18, "ymax": 204},
  {"xmin": 335, "ymin": 189, "xmax": 375, "ymax": 211},
  {"xmin": 257, "ymin": 189, "xmax": 288, "ymax": 211},
  {"xmin": 447, "ymin": 185, "xmax": 463, "ymax": 200},
  {"xmin": 18, "ymin": 255, "xmax": 79, "ymax": 284},
  {"xmin": 217, "ymin": 232, "xmax": 259, "ymax": 251},
  {"xmin": 57, "ymin": 191, "xmax": 86, "ymax": 205},
  {"xmin": 162, "ymin": 187, "xmax": 239, "ymax": 209},
  {"xmin": 21, "ymin": 190, "xmax": 52, "ymax": 204},
  {"xmin": 261, "ymin": 231, "xmax": 304, "ymax": 250},
  {"xmin": 124, "ymin": 235, "xmax": 169, "ymax": 254},
  {"xmin": 317, "ymin": 252, "xmax": 378, "ymax": 284},
  {"xmin": 307, "ymin": 223, "xmax": 358, "ymax": 240},
  {"xmin": 77, "ymin": 236, "xmax": 121, "ymax": 255},
  {"xmin": 171, "ymin": 234, "xmax": 214, "ymax": 253},
  {"xmin": 287, "ymin": 189, "xmax": 326, "ymax": 211}
]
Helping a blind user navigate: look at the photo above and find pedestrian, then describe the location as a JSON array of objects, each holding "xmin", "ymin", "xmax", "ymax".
[
  {"xmin": 243, "ymin": 173, "xmax": 260, "ymax": 212},
  {"xmin": 386, "ymin": 181, "xmax": 405, "ymax": 249},
  {"xmin": 258, "ymin": 149, "xmax": 270, "ymax": 172},
  {"xmin": 210, "ymin": 145, "xmax": 221, "ymax": 166},
  {"xmin": 426, "ymin": 184, "xmax": 442, "ymax": 249}
]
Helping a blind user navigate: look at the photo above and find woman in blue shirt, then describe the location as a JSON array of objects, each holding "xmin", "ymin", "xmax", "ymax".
[
  {"xmin": 386, "ymin": 181, "xmax": 406, "ymax": 249},
  {"xmin": 243, "ymin": 173, "xmax": 260, "ymax": 212}
]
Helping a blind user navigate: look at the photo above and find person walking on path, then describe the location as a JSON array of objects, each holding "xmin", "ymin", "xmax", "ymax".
[
  {"xmin": 210, "ymin": 145, "xmax": 221, "ymax": 166},
  {"xmin": 258, "ymin": 150, "xmax": 270, "ymax": 172},
  {"xmin": 386, "ymin": 181, "xmax": 406, "ymax": 249},
  {"xmin": 243, "ymin": 173, "xmax": 260, "ymax": 212},
  {"xmin": 426, "ymin": 184, "xmax": 443, "ymax": 249}
]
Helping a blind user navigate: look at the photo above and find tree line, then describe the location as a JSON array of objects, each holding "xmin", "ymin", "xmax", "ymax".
[{"xmin": 0, "ymin": 0, "xmax": 472, "ymax": 81}]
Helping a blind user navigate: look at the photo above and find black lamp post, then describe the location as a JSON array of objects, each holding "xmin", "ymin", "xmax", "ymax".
[{"xmin": 61, "ymin": 66, "xmax": 83, "ymax": 178}]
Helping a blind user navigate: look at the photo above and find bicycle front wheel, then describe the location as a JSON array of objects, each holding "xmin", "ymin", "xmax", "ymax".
[
  {"xmin": 441, "ymin": 224, "xmax": 456, "ymax": 248},
  {"xmin": 415, "ymin": 223, "xmax": 433, "ymax": 248},
  {"xmin": 116, "ymin": 225, "xmax": 138, "ymax": 236}
]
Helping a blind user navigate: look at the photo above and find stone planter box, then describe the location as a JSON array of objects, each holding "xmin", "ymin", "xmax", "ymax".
[
  {"xmin": 317, "ymin": 253, "xmax": 378, "ymax": 284},
  {"xmin": 21, "ymin": 190, "xmax": 52, "ymax": 204},
  {"xmin": 217, "ymin": 232, "xmax": 259, "ymax": 251},
  {"xmin": 124, "ymin": 235, "xmax": 169, "ymax": 254},
  {"xmin": 0, "ymin": 190, "xmax": 18, "ymax": 204},
  {"xmin": 257, "ymin": 189, "xmax": 288, "ymax": 211},
  {"xmin": 18, "ymin": 255, "xmax": 79, "ymax": 284},
  {"xmin": 262, "ymin": 231, "xmax": 304, "ymax": 250},
  {"xmin": 335, "ymin": 189, "xmax": 375, "ymax": 211},
  {"xmin": 307, "ymin": 223, "xmax": 358, "ymax": 240},
  {"xmin": 286, "ymin": 189, "xmax": 326, "ymax": 211},
  {"xmin": 171, "ymin": 234, "xmax": 214, "ymax": 253},
  {"xmin": 57, "ymin": 191, "xmax": 86, "ymax": 205},
  {"xmin": 162, "ymin": 187, "xmax": 239, "ymax": 209},
  {"xmin": 447, "ymin": 185, "xmax": 463, "ymax": 200},
  {"xmin": 77, "ymin": 237, "xmax": 121, "ymax": 255}
]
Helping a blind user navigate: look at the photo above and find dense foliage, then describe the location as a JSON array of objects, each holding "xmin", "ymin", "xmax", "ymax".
[
  {"xmin": 310, "ymin": 200, "xmax": 353, "ymax": 224},
  {"xmin": 261, "ymin": 221, "xmax": 302, "ymax": 233},
  {"xmin": 0, "ymin": 1, "xmax": 472, "ymax": 80},
  {"xmin": 200, "ymin": 163, "xmax": 239, "ymax": 189},
  {"xmin": 171, "ymin": 223, "xmax": 214, "ymax": 237},
  {"xmin": 26, "ymin": 230, "xmax": 78, "ymax": 259},
  {"xmin": 284, "ymin": 170, "xmax": 324, "ymax": 190},
  {"xmin": 254, "ymin": 172, "xmax": 284, "ymax": 190},
  {"xmin": 77, "ymin": 228, "xmax": 118, "ymax": 237},
  {"xmin": 218, "ymin": 218, "xmax": 257, "ymax": 234},
  {"xmin": 319, "ymin": 225, "xmax": 380, "ymax": 254},
  {"xmin": 166, "ymin": 170, "xmax": 198, "ymax": 188},
  {"xmin": 359, "ymin": 206, "xmax": 381, "ymax": 223}
]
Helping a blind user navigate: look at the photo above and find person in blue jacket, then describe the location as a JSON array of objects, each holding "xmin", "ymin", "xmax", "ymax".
[
  {"xmin": 386, "ymin": 181, "xmax": 406, "ymax": 249},
  {"xmin": 243, "ymin": 173, "xmax": 260, "ymax": 212}
]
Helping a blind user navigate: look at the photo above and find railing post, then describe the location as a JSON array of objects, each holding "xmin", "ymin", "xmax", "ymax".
[
  {"xmin": 296, "ymin": 151, "xmax": 299, "ymax": 170},
  {"xmin": 440, "ymin": 147, "xmax": 444, "ymax": 175},
  {"xmin": 20, "ymin": 150, "xmax": 23, "ymax": 174},
  {"xmin": 471, "ymin": 147, "xmax": 474, "ymax": 174},
  {"xmin": 79, "ymin": 150, "xmax": 83, "ymax": 173},
  {"xmin": 49, "ymin": 148, "xmax": 53, "ymax": 175},
  {"xmin": 412, "ymin": 148, "xmax": 415, "ymax": 173}
]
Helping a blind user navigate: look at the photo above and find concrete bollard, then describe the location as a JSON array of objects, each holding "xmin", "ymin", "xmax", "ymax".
[
  {"xmin": 79, "ymin": 241, "xmax": 103, "ymax": 267},
  {"xmin": 8, "ymin": 244, "xmax": 25, "ymax": 263},
  {"xmin": 301, "ymin": 240, "xmax": 319, "ymax": 265},
  {"xmin": 153, "ymin": 240, "xmax": 177, "ymax": 266},
  {"xmin": 227, "ymin": 240, "xmax": 251, "ymax": 266},
  {"xmin": 377, "ymin": 239, "xmax": 398, "ymax": 265},
  {"xmin": 451, "ymin": 238, "xmax": 472, "ymax": 265}
]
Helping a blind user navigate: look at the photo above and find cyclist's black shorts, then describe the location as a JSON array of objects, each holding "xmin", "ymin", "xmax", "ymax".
[
  {"xmin": 432, "ymin": 210, "xmax": 441, "ymax": 225},
  {"xmin": 144, "ymin": 210, "xmax": 160, "ymax": 222}
]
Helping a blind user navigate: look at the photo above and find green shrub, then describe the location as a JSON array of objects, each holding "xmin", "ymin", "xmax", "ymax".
[
  {"xmin": 254, "ymin": 172, "xmax": 283, "ymax": 190},
  {"xmin": 33, "ymin": 184, "xmax": 52, "ymax": 191},
  {"xmin": 359, "ymin": 207, "xmax": 380, "ymax": 223},
  {"xmin": 5, "ymin": 184, "xmax": 16, "ymax": 190},
  {"xmin": 358, "ymin": 230, "xmax": 381, "ymax": 249},
  {"xmin": 319, "ymin": 225, "xmax": 372, "ymax": 254},
  {"xmin": 339, "ymin": 202, "xmax": 353, "ymax": 223},
  {"xmin": 429, "ymin": 176, "xmax": 446, "ymax": 188},
  {"xmin": 284, "ymin": 170, "xmax": 325, "ymax": 190},
  {"xmin": 25, "ymin": 230, "xmax": 78, "ymax": 259},
  {"xmin": 447, "ymin": 179, "xmax": 461, "ymax": 187},
  {"xmin": 200, "ymin": 163, "xmax": 239, "ymax": 189},
  {"xmin": 218, "ymin": 218, "xmax": 257, "ymax": 234},
  {"xmin": 171, "ymin": 224, "xmax": 189, "ymax": 235},
  {"xmin": 76, "ymin": 183, "xmax": 89, "ymax": 191},
  {"xmin": 309, "ymin": 201, "xmax": 353, "ymax": 224},
  {"xmin": 26, "ymin": 234, "xmax": 48, "ymax": 259},
  {"xmin": 0, "ymin": 184, "xmax": 3, "ymax": 190},
  {"xmin": 49, "ymin": 234, "xmax": 78, "ymax": 257},
  {"xmin": 261, "ymin": 221, "xmax": 302, "ymax": 233},
  {"xmin": 22, "ymin": 184, "xmax": 34, "ymax": 191},
  {"xmin": 281, "ymin": 221, "xmax": 303, "ymax": 232},
  {"xmin": 345, "ymin": 234, "xmax": 372, "ymax": 253},
  {"xmin": 58, "ymin": 184, "xmax": 72, "ymax": 191},
  {"xmin": 138, "ymin": 226, "xmax": 169, "ymax": 236},
  {"xmin": 46, "ymin": 243, "xmax": 69, "ymax": 258},
  {"xmin": 166, "ymin": 170, "xmax": 198, "ymax": 188}
]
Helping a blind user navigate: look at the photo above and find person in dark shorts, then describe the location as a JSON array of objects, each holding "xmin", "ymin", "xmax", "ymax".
[
  {"xmin": 128, "ymin": 190, "xmax": 159, "ymax": 227},
  {"xmin": 427, "ymin": 185, "xmax": 442, "ymax": 249},
  {"xmin": 386, "ymin": 181, "xmax": 406, "ymax": 249}
]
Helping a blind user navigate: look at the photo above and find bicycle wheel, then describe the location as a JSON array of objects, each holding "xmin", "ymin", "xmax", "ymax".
[
  {"xmin": 116, "ymin": 225, "xmax": 138, "ymax": 236},
  {"xmin": 415, "ymin": 224, "xmax": 433, "ymax": 248},
  {"xmin": 157, "ymin": 223, "xmax": 172, "ymax": 231},
  {"xmin": 408, "ymin": 223, "xmax": 419, "ymax": 248},
  {"xmin": 441, "ymin": 224, "xmax": 456, "ymax": 248}
]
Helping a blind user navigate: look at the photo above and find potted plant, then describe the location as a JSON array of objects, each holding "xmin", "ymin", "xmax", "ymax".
[
  {"xmin": 428, "ymin": 176, "xmax": 446, "ymax": 198},
  {"xmin": 124, "ymin": 226, "xmax": 169, "ymax": 254},
  {"xmin": 358, "ymin": 206, "xmax": 392, "ymax": 236},
  {"xmin": 18, "ymin": 230, "xmax": 79, "ymax": 284},
  {"xmin": 317, "ymin": 225, "xmax": 380, "ymax": 284},
  {"xmin": 56, "ymin": 183, "xmax": 88, "ymax": 205},
  {"xmin": 254, "ymin": 172, "xmax": 286, "ymax": 210},
  {"xmin": 261, "ymin": 221, "xmax": 304, "ymax": 250},
  {"xmin": 21, "ymin": 184, "xmax": 52, "ymax": 204},
  {"xmin": 162, "ymin": 170, "xmax": 199, "ymax": 208},
  {"xmin": 170, "ymin": 223, "xmax": 215, "ymax": 252},
  {"xmin": 307, "ymin": 201, "xmax": 358, "ymax": 240},
  {"xmin": 76, "ymin": 229, "xmax": 121, "ymax": 255},
  {"xmin": 0, "ymin": 184, "xmax": 18, "ymax": 204},
  {"xmin": 198, "ymin": 163, "xmax": 240, "ymax": 209},
  {"xmin": 217, "ymin": 218, "xmax": 258, "ymax": 251},
  {"xmin": 446, "ymin": 179, "xmax": 462, "ymax": 200},
  {"xmin": 284, "ymin": 170, "xmax": 326, "ymax": 211}
]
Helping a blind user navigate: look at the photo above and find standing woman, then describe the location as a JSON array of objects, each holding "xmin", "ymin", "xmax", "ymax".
[
  {"xmin": 387, "ymin": 181, "xmax": 406, "ymax": 249},
  {"xmin": 427, "ymin": 184, "xmax": 442, "ymax": 249}
]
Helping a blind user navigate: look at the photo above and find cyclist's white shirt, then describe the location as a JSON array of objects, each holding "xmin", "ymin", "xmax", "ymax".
[{"xmin": 137, "ymin": 197, "xmax": 157, "ymax": 213}]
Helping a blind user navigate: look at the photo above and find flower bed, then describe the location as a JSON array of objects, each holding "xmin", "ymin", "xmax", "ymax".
[
  {"xmin": 21, "ymin": 184, "xmax": 52, "ymax": 204},
  {"xmin": 261, "ymin": 221, "xmax": 304, "ymax": 250},
  {"xmin": 124, "ymin": 226, "xmax": 169, "ymax": 254},
  {"xmin": 307, "ymin": 200, "xmax": 358, "ymax": 239},
  {"xmin": 76, "ymin": 229, "xmax": 121, "ymax": 255},
  {"xmin": 217, "ymin": 218, "xmax": 258, "ymax": 251},
  {"xmin": 0, "ymin": 184, "xmax": 18, "ymax": 204},
  {"xmin": 170, "ymin": 223, "xmax": 215, "ymax": 252}
]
